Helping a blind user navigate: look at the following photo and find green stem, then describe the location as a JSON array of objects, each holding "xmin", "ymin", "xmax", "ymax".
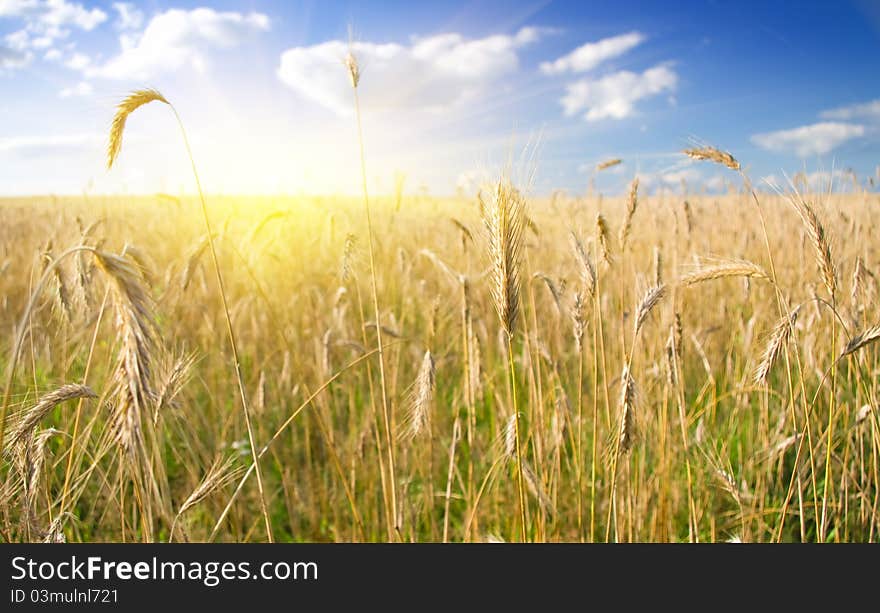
[{"xmin": 508, "ymin": 334, "xmax": 528, "ymax": 542}]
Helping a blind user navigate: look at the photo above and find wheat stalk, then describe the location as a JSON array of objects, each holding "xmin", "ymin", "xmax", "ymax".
[
  {"xmin": 634, "ymin": 284, "xmax": 666, "ymax": 337},
  {"xmin": 787, "ymin": 194, "xmax": 836, "ymax": 298},
  {"xmin": 345, "ymin": 48, "xmax": 398, "ymax": 539},
  {"xmin": 682, "ymin": 145, "xmax": 741, "ymax": 170},
  {"xmin": 570, "ymin": 231, "xmax": 597, "ymax": 296},
  {"xmin": 596, "ymin": 158, "xmax": 622, "ymax": 171},
  {"xmin": 94, "ymin": 251, "xmax": 157, "ymax": 453},
  {"xmin": 153, "ymin": 351, "xmax": 197, "ymax": 423},
  {"xmin": 679, "ymin": 258, "xmax": 769, "ymax": 286},
  {"xmin": 480, "ymin": 179, "xmax": 526, "ymax": 338},
  {"xmin": 840, "ymin": 324, "xmax": 880, "ymax": 358},
  {"xmin": 617, "ymin": 365, "xmax": 637, "ymax": 453},
  {"xmin": 682, "ymin": 200, "xmax": 694, "ymax": 237},
  {"xmin": 595, "ymin": 214, "xmax": 613, "ymax": 265},
  {"xmin": 754, "ymin": 307, "xmax": 800, "ymax": 385},
  {"xmin": 653, "ymin": 246, "xmax": 663, "ymax": 286},
  {"xmin": 4, "ymin": 384, "xmax": 95, "ymax": 452},
  {"xmin": 401, "ymin": 350, "xmax": 436, "ymax": 440},
  {"xmin": 107, "ymin": 89, "xmax": 169, "ymax": 169},
  {"xmin": 105, "ymin": 87, "xmax": 273, "ymax": 540},
  {"xmin": 572, "ymin": 290, "xmax": 587, "ymax": 353},
  {"xmin": 618, "ymin": 178, "xmax": 639, "ymax": 252},
  {"xmin": 171, "ymin": 456, "xmax": 242, "ymax": 541}
]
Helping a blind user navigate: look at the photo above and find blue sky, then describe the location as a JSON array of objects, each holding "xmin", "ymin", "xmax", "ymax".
[{"xmin": 1, "ymin": 0, "xmax": 878, "ymax": 196}]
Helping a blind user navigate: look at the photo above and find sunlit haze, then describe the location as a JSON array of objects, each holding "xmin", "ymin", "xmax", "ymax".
[{"xmin": 1, "ymin": 0, "xmax": 879, "ymax": 196}]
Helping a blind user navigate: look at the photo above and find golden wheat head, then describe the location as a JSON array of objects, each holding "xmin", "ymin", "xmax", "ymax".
[
  {"xmin": 754, "ymin": 307, "xmax": 800, "ymax": 386},
  {"xmin": 480, "ymin": 178, "xmax": 526, "ymax": 338},
  {"xmin": 683, "ymin": 145, "xmax": 741, "ymax": 171},
  {"xmin": 5, "ymin": 384, "xmax": 96, "ymax": 452},
  {"xmin": 596, "ymin": 158, "xmax": 622, "ymax": 171},
  {"xmin": 634, "ymin": 283, "xmax": 666, "ymax": 337},
  {"xmin": 618, "ymin": 178, "xmax": 639, "ymax": 252},
  {"xmin": 679, "ymin": 258, "xmax": 770, "ymax": 287},
  {"xmin": 107, "ymin": 88, "xmax": 169, "ymax": 170},
  {"xmin": 841, "ymin": 324, "xmax": 880, "ymax": 359},
  {"xmin": 344, "ymin": 51, "xmax": 360, "ymax": 88}
]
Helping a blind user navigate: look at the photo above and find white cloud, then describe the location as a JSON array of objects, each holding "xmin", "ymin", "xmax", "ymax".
[
  {"xmin": 632, "ymin": 164, "xmax": 727, "ymax": 193},
  {"xmin": 0, "ymin": 0, "xmax": 106, "ymax": 61},
  {"xmin": 0, "ymin": 1, "xmax": 106, "ymax": 29},
  {"xmin": 820, "ymin": 99, "xmax": 880, "ymax": 121},
  {"xmin": 704, "ymin": 174, "xmax": 726, "ymax": 191},
  {"xmin": 30, "ymin": 34, "xmax": 53, "ymax": 48},
  {"xmin": 4, "ymin": 29, "xmax": 31, "ymax": 51},
  {"xmin": 540, "ymin": 31, "xmax": 644, "ymax": 75},
  {"xmin": 43, "ymin": 47, "xmax": 60, "ymax": 60},
  {"xmin": 63, "ymin": 50, "xmax": 89, "ymax": 69},
  {"xmin": 85, "ymin": 8, "xmax": 270, "ymax": 79},
  {"xmin": 750, "ymin": 122, "xmax": 865, "ymax": 156},
  {"xmin": 804, "ymin": 169, "xmax": 854, "ymax": 192},
  {"xmin": 40, "ymin": 0, "xmax": 105, "ymax": 30},
  {"xmin": 0, "ymin": 0, "xmax": 40, "ymax": 18},
  {"xmin": 659, "ymin": 168, "xmax": 701, "ymax": 185},
  {"xmin": 59, "ymin": 80, "xmax": 92, "ymax": 97},
  {"xmin": 560, "ymin": 63, "xmax": 677, "ymax": 121},
  {"xmin": 0, "ymin": 44, "xmax": 32, "ymax": 68},
  {"xmin": 112, "ymin": 2, "xmax": 142, "ymax": 30},
  {"xmin": 277, "ymin": 27, "xmax": 545, "ymax": 116}
]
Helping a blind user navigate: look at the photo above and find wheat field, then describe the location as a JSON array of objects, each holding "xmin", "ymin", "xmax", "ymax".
[{"xmin": 0, "ymin": 86, "xmax": 878, "ymax": 544}]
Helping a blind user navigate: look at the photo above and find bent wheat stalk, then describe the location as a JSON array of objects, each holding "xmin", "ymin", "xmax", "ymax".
[
  {"xmin": 106, "ymin": 89, "xmax": 273, "ymax": 542},
  {"xmin": 4, "ymin": 384, "xmax": 96, "ymax": 452}
]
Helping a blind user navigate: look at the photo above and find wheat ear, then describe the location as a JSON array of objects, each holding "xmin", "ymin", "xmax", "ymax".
[{"xmin": 106, "ymin": 87, "xmax": 274, "ymax": 541}]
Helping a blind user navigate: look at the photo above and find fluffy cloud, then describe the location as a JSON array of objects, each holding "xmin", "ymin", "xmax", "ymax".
[
  {"xmin": 112, "ymin": 2, "xmax": 142, "ymax": 30},
  {"xmin": 0, "ymin": 44, "xmax": 32, "ymax": 68},
  {"xmin": 560, "ymin": 63, "xmax": 677, "ymax": 121},
  {"xmin": 0, "ymin": 0, "xmax": 34, "ymax": 16},
  {"xmin": 4, "ymin": 29, "xmax": 31, "ymax": 51},
  {"xmin": 820, "ymin": 99, "xmax": 880, "ymax": 121},
  {"xmin": 658, "ymin": 167, "xmax": 701, "ymax": 185},
  {"xmin": 803, "ymin": 169, "xmax": 855, "ymax": 191},
  {"xmin": 59, "ymin": 80, "xmax": 91, "ymax": 97},
  {"xmin": 540, "ymin": 31, "xmax": 644, "ymax": 75},
  {"xmin": 63, "ymin": 50, "xmax": 88, "ymax": 69},
  {"xmin": 0, "ymin": 0, "xmax": 106, "ymax": 63},
  {"xmin": 277, "ymin": 27, "xmax": 545, "ymax": 116},
  {"xmin": 0, "ymin": 0, "xmax": 105, "ymax": 28},
  {"xmin": 40, "ymin": 0, "xmax": 105, "ymax": 29},
  {"xmin": 83, "ymin": 8, "xmax": 270, "ymax": 79},
  {"xmin": 750, "ymin": 122, "xmax": 865, "ymax": 157},
  {"xmin": 631, "ymin": 164, "xmax": 727, "ymax": 193}
]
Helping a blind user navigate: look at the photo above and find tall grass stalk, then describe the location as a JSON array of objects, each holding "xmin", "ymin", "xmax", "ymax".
[{"xmin": 345, "ymin": 50, "xmax": 398, "ymax": 540}]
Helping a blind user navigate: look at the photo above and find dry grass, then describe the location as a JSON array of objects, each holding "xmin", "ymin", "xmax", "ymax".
[
  {"xmin": 2, "ymin": 180, "xmax": 879, "ymax": 543},
  {"xmin": 0, "ymin": 89, "xmax": 879, "ymax": 544}
]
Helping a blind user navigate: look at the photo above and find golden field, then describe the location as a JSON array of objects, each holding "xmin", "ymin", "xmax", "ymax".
[{"xmin": 1, "ymin": 174, "xmax": 878, "ymax": 543}]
